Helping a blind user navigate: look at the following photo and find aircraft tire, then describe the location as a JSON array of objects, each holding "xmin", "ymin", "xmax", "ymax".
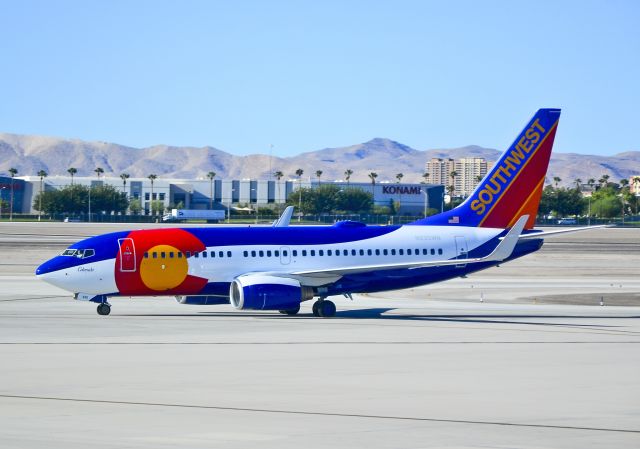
[
  {"xmin": 279, "ymin": 304, "xmax": 300, "ymax": 315},
  {"xmin": 97, "ymin": 303, "xmax": 111, "ymax": 316},
  {"xmin": 312, "ymin": 301, "xmax": 321, "ymax": 317},
  {"xmin": 319, "ymin": 300, "xmax": 336, "ymax": 318}
]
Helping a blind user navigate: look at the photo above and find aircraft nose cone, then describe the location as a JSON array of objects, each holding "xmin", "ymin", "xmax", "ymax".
[{"xmin": 36, "ymin": 257, "xmax": 65, "ymax": 277}]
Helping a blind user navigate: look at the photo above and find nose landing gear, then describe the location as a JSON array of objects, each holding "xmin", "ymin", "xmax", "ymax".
[{"xmin": 97, "ymin": 303, "xmax": 111, "ymax": 315}]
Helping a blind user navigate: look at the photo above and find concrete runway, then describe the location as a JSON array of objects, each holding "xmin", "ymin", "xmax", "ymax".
[{"xmin": 0, "ymin": 222, "xmax": 639, "ymax": 448}]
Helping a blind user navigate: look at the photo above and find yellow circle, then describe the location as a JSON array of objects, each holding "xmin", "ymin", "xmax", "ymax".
[{"xmin": 140, "ymin": 244, "xmax": 189, "ymax": 291}]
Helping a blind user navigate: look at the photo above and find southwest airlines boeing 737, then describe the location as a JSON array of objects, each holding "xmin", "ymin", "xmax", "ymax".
[{"xmin": 36, "ymin": 108, "xmax": 590, "ymax": 317}]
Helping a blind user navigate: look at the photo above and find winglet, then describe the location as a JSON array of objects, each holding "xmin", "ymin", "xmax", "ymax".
[
  {"xmin": 272, "ymin": 206, "xmax": 294, "ymax": 227},
  {"xmin": 485, "ymin": 215, "xmax": 528, "ymax": 262}
]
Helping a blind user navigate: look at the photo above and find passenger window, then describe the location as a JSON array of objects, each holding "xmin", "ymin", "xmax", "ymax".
[
  {"xmin": 375, "ymin": 249, "xmax": 380, "ymax": 256},
  {"xmin": 302, "ymin": 250, "xmax": 307, "ymax": 256},
  {"xmin": 169, "ymin": 252, "xmax": 174, "ymax": 258},
  {"xmin": 431, "ymin": 249, "xmax": 435, "ymax": 255},
  {"xmin": 259, "ymin": 251, "xmax": 264, "ymax": 257},
  {"xmin": 383, "ymin": 249, "xmax": 388, "ymax": 256},
  {"xmin": 327, "ymin": 249, "xmax": 332, "ymax": 256},
  {"xmin": 351, "ymin": 250, "xmax": 356, "ymax": 256},
  {"xmin": 202, "ymin": 252, "xmax": 207, "ymax": 258},
  {"xmin": 319, "ymin": 250, "xmax": 324, "ymax": 256},
  {"xmin": 359, "ymin": 249, "xmax": 364, "ymax": 256},
  {"xmin": 144, "ymin": 252, "xmax": 149, "ymax": 259},
  {"xmin": 367, "ymin": 249, "xmax": 372, "ymax": 256},
  {"xmin": 251, "ymin": 251, "xmax": 256, "ymax": 257},
  {"xmin": 227, "ymin": 251, "xmax": 232, "ymax": 258},
  {"xmin": 267, "ymin": 250, "xmax": 272, "ymax": 257},
  {"xmin": 243, "ymin": 251, "xmax": 248, "ymax": 257},
  {"xmin": 310, "ymin": 250, "xmax": 316, "ymax": 257},
  {"xmin": 399, "ymin": 249, "xmax": 404, "ymax": 256},
  {"xmin": 153, "ymin": 252, "xmax": 158, "ymax": 259},
  {"xmin": 186, "ymin": 251, "xmax": 191, "ymax": 258},
  {"xmin": 194, "ymin": 252, "xmax": 199, "ymax": 258},
  {"xmin": 391, "ymin": 249, "xmax": 396, "ymax": 256},
  {"xmin": 422, "ymin": 249, "xmax": 428, "ymax": 255},
  {"xmin": 343, "ymin": 250, "xmax": 348, "ymax": 256},
  {"xmin": 407, "ymin": 249, "xmax": 412, "ymax": 255},
  {"xmin": 178, "ymin": 252, "xmax": 183, "ymax": 258},
  {"xmin": 415, "ymin": 248, "xmax": 420, "ymax": 254},
  {"xmin": 290, "ymin": 250, "xmax": 295, "ymax": 257},
  {"xmin": 276, "ymin": 250, "xmax": 281, "ymax": 257},
  {"xmin": 219, "ymin": 251, "xmax": 224, "ymax": 258},
  {"xmin": 438, "ymin": 249, "xmax": 443, "ymax": 255},
  {"xmin": 283, "ymin": 250, "xmax": 288, "ymax": 257}
]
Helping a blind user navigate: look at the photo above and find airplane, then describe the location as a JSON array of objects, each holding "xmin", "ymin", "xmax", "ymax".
[{"xmin": 36, "ymin": 108, "xmax": 595, "ymax": 317}]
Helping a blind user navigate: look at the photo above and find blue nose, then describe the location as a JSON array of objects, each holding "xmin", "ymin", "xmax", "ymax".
[{"xmin": 36, "ymin": 257, "xmax": 67, "ymax": 276}]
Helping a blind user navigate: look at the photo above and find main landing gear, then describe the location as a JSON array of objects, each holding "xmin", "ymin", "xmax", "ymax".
[
  {"xmin": 312, "ymin": 299, "xmax": 336, "ymax": 318},
  {"xmin": 278, "ymin": 304, "xmax": 301, "ymax": 316}
]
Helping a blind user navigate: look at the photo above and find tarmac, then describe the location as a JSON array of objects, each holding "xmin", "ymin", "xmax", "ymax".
[{"xmin": 0, "ymin": 222, "xmax": 639, "ymax": 448}]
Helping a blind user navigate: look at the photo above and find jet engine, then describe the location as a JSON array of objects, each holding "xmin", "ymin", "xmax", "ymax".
[{"xmin": 230, "ymin": 275, "xmax": 314, "ymax": 310}]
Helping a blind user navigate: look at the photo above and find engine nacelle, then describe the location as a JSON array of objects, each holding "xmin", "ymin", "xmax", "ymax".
[
  {"xmin": 230, "ymin": 275, "xmax": 313, "ymax": 310},
  {"xmin": 175, "ymin": 295, "xmax": 229, "ymax": 305}
]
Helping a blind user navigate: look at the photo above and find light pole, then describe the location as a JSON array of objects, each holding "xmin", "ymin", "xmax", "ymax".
[
  {"xmin": 88, "ymin": 185, "xmax": 92, "ymax": 222},
  {"xmin": 421, "ymin": 189, "xmax": 429, "ymax": 218},
  {"xmin": 226, "ymin": 187, "xmax": 236, "ymax": 224},
  {"xmin": 587, "ymin": 195, "xmax": 591, "ymax": 226}
]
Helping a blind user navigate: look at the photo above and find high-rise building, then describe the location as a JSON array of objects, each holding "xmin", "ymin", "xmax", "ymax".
[{"xmin": 425, "ymin": 157, "xmax": 490, "ymax": 197}]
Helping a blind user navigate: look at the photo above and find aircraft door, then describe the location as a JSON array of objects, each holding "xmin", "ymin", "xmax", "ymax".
[
  {"xmin": 454, "ymin": 236, "xmax": 468, "ymax": 268},
  {"xmin": 118, "ymin": 238, "xmax": 137, "ymax": 272},
  {"xmin": 279, "ymin": 246, "xmax": 291, "ymax": 265}
]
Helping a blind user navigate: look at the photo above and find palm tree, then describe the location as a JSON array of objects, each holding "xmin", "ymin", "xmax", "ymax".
[
  {"xmin": 553, "ymin": 176, "xmax": 561, "ymax": 188},
  {"xmin": 395, "ymin": 173, "xmax": 404, "ymax": 184},
  {"xmin": 37, "ymin": 170, "xmax": 47, "ymax": 221},
  {"xmin": 206, "ymin": 171, "xmax": 216, "ymax": 209},
  {"xmin": 148, "ymin": 174, "xmax": 158, "ymax": 215},
  {"xmin": 619, "ymin": 178, "xmax": 629, "ymax": 188},
  {"xmin": 574, "ymin": 178, "xmax": 582, "ymax": 191},
  {"xmin": 120, "ymin": 173, "xmax": 130, "ymax": 196},
  {"xmin": 295, "ymin": 169, "xmax": 304, "ymax": 221},
  {"xmin": 274, "ymin": 170, "xmax": 284, "ymax": 204},
  {"xmin": 422, "ymin": 172, "xmax": 430, "ymax": 184},
  {"xmin": 94, "ymin": 167, "xmax": 104, "ymax": 179},
  {"xmin": 315, "ymin": 170, "xmax": 323, "ymax": 186},
  {"xmin": 8, "ymin": 168, "xmax": 17, "ymax": 220},
  {"xmin": 344, "ymin": 169, "xmax": 353, "ymax": 187},
  {"xmin": 600, "ymin": 174, "xmax": 610, "ymax": 188},
  {"xmin": 368, "ymin": 172, "xmax": 378, "ymax": 195},
  {"xmin": 449, "ymin": 171, "xmax": 458, "ymax": 197},
  {"xmin": 67, "ymin": 167, "xmax": 77, "ymax": 186}
]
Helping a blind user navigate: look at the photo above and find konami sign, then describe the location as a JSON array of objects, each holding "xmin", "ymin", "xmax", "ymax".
[{"xmin": 382, "ymin": 186, "xmax": 422, "ymax": 195}]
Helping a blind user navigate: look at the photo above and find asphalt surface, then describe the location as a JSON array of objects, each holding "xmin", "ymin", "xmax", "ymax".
[{"xmin": 0, "ymin": 222, "xmax": 638, "ymax": 448}]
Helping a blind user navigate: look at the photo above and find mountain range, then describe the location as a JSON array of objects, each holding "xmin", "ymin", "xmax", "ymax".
[{"xmin": 1, "ymin": 132, "xmax": 638, "ymax": 187}]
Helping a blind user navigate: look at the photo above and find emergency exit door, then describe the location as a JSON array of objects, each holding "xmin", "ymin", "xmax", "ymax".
[{"xmin": 118, "ymin": 238, "xmax": 137, "ymax": 272}]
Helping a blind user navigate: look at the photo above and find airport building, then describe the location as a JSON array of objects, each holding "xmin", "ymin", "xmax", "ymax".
[
  {"xmin": 425, "ymin": 157, "xmax": 490, "ymax": 197},
  {"xmin": 14, "ymin": 176, "xmax": 444, "ymax": 216}
]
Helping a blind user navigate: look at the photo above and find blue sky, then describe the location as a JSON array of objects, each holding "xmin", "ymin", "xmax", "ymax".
[{"xmin": 2, "ymin": 0, "xmax": 638, "ymax": 156}]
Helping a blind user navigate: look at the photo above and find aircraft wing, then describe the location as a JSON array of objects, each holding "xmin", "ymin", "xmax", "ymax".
[
  {"xmin": 290, "ymin": 215, "xmax": 528, "ymax": 278},
  {"xmin": 518, "ymin": 224, "xmax": 610, "ymax": 240}
]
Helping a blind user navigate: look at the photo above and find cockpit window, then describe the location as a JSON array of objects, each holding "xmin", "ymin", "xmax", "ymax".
[
  {"xmin": 82, "ymin": 249, "xmax": 95, "ymax": 258},
  {"xmin": 61, "ymin": 249, "xmax": 95, "ymax": 259}
]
